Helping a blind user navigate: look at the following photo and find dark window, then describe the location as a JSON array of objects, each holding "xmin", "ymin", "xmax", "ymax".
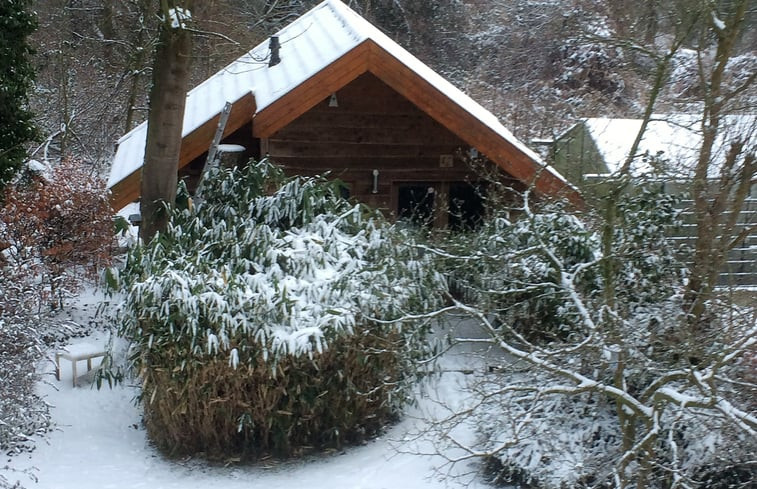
[{"xmin": 336, "ymin": 181, "xmax": 351, "ymax": 200}]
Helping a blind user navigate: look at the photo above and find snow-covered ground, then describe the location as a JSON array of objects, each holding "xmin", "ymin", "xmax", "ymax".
[{"xmin": 3, "ymin": 290, "xmax": 497, "ymax": 489}]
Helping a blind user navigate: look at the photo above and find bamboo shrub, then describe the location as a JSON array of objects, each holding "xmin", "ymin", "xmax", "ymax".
[{"xmin": 107, "ymin": 160, "xmax": 444, "ymax": 458}]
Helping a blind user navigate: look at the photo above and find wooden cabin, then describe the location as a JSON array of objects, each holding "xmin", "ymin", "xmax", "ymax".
[{"xmin": 108, "ymin": 0, "xmax": 580, "ymax": 226}]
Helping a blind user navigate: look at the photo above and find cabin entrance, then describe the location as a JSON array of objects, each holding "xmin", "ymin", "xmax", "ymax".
[{"xmin": 395, "ymin": 181, "xmax": 484, "ymax": 229}]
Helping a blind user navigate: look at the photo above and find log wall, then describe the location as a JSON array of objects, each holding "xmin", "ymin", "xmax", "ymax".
[
  {"xmin": 180, "ymin": 73, "xmax": 522, "ymax": 226},
  {"xmin": 264, "ymin": 73, "xmax": 512, "ymax": 220}
]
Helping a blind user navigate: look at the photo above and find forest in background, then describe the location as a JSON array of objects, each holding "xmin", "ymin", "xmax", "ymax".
[{"xmin": 27, "ymin": 0, "xmax": 757, "ymax": 173}]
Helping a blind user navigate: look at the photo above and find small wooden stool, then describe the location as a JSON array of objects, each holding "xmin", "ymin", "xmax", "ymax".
[{"xmin": 55, "ymin": 343, "xmax": 106, "ymax": 387}]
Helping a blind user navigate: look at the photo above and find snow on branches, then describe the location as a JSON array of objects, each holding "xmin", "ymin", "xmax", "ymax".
[
  {"xmin": 166, "ymin": 7, "xmax": 191, "ymax": 29},
  {"xmin": 112, "ymin": 160, "xmax": 443, "ymax": 367},
  {"xmin": 0, "ymin": 157, "xmax": 112, "ymax": 462},
  {"xmin": 421, "ymin": 188, "xmax": 756, "ymax": 488},
  {"xmin": 0, "ymin": 317, "xmax": 51, "ymax": 457},
  {"xmin": 0, "ymin": 158, "xmax": 114, "ymax": 311}
]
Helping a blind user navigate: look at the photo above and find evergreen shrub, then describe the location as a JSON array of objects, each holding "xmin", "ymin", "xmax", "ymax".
[
  {"xmin": 0, "ymin": 0, "xmax": 37, "ymax": 189},
  {"xmin": 446, "ymin": 199, "xmax": 602, "ymax": 343},
  {"xmin": 447, "ymin": 186, "xmax": 682, "ymax": 344},
  {"xmin": 0, "ymin": 317, "xmax": 49, "ymax": 456},
  {"xmin": 109, "ymin": 160, "xmax": 443, "ymax": 458}
]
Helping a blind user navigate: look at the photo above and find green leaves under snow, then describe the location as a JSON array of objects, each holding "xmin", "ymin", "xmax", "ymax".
[{"xmin": 111, "ymin": 160, "xmax": 444, "ymax": 371}]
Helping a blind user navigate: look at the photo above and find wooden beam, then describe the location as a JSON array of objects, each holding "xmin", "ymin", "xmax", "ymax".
[
  {"xmin": 108, "ymin": 170, "xmax": 142, "ymax": 211},
  {"xmin": 268, "ymin": 141, "xmax": 463, "ymax": 159},
  {"xmin": 108, "ymin": 92, "xmax": 256, "ymax": 210},
  {"xmin": 271, "ymin": 123, "xmax": 457, "ymax": 145},
  {"xmin": 178, "ymin": 92, "xmax": 256, "ymax": 169},
  {"xmin": 286, "ymin": 110, "xmax": 430, "ymax": 127}
]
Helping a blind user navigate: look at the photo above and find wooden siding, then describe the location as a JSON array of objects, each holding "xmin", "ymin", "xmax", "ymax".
[
  {"xmin": 109, "ymin": 38, "xmax": 581, "ymax": 211},
  {"xmin": 265, "ymin": 72, "xmax": 492, "ymax": 213},
  {"xmin": 252, "ymin": 42, "xmax": 370, "ymax": 139},
  {"xmin": 364, "ymin": 41, "xmax": 580, "ymax": 205}
]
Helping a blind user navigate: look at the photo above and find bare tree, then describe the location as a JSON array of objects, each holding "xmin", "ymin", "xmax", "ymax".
[
  {"xmin": 408, "ymin": 189, "xmax": 756, "ymax": 488},
  {"xmin": 29, "ymin": 0, "xmax": 159, "ymax": 168},
  {"xmin": 396, "ymin": 4, "xmax": 756, "ymax": 485},
  {"xmin": 562, "ymin": 0, "xmax": 755, "ymax": 326},
  {"xmin": 681, "ymin": 0, "xmax": 756, "ymax": 324},
  {"xmin": 139, "ymin": 1, "xmax": 195, "ymax": 242}
]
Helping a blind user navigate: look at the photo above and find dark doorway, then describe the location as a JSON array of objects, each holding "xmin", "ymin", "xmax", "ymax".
[
  {"xmin": 448, "ymin": 182, "xmax": 485, "ymax": 231},
  {"xmin": 397, "ymin": 184, "xmax": 436, "ymax": 226}
]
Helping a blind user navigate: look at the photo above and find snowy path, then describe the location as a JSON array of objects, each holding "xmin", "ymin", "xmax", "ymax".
[{"xmin": 4, "ymin": 315, "xmax": 496, "ymax": 489}]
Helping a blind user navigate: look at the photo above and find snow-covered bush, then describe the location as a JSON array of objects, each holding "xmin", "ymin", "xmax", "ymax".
[
  {"xmin": 107, "ymin": 160, "xmax": 444, "ymax": 458},
  {"xmin": 427, "ymin": 188, "xmax": 755, "ymax": 489},
  {"xmin": 448, "ymin": 186, "xmax": 682, "ymax": 345},
  {"xmin": 0, "ymin": 158, "xmax": 114, "ymax": 310},
  {"xmin": 447, "ymin": 201, "xmax": 601, "ymax": 342},
  {"xmin": 0, "ymin": 158, "xmax": 112, "ymax": 464},
  {"xmin": 0, "ymin": 317, "xmax": 50, "ymax": 456},
  {"xmin": 555, "ymin": 40, "xmax": 625, "ymax": 97}
]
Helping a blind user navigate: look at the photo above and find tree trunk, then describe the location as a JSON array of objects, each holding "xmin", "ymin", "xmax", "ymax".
[
  {"xmin": 683, "ymin": 0, "xmax": 753, "ymax": 327},
  {"xmin": 139, "ymin": 5, "xmax": 193, "ymax": 243}
]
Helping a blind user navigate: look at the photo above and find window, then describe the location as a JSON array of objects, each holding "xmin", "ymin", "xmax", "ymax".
[{"xmin": 395, "ymin": 182, "xmax": 484, "ymax": 229}]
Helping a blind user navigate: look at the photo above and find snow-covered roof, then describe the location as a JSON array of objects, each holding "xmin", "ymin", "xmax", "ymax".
[
  {"xmin": 582, "ymin": 114, "xmax": 756, "ymax": 178},
  {"xmin": 109, "ymin": 0, "xmax": 571, "ymax": 200}
]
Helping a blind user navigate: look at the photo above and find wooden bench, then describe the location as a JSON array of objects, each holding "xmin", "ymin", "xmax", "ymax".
[{"xmin": 54, "ymin": 343, "xmax": 106, "ymax": 387}]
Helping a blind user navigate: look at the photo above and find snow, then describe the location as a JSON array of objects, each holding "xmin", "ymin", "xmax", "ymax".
[
  {"xmin": 217, "ymin": 144, "xmax": 246, "ymax": 153},
  {"xmin": 114, "ymin": 202, "xmax": 140, "ymax": 246},
  {"xmin": 581, "ymin": 114, "xmax": 756, "ymax": 178},
  {"xmin": 57, "ymin": 342, "xmax": 104, "ymax": 357},
  {"xmin": 711, "ymin": 12, "xmax": 726, "ymax": 31},
  {"xmin": 2, "ymin": 289, "xmax": 496, "ymax": 489},
  {"xmin": 26, "ymin": 159, "xmax": 47, "ymax": 173},
  {"xmin": 167, "ymin": 7, "xmax": 191, "ymax": 29},
  {"xmin": 108, "ymin": 0, "xmax": 567, "ymax": 200}
]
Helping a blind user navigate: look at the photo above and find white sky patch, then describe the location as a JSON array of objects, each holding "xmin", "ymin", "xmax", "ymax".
[{"xmin": 168, "ymin": 7, "xmax": 191, "ymax": 29}]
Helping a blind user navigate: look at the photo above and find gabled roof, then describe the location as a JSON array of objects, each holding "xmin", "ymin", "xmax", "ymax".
[
  {"xmin": 108, "ymin": 0, "xmax": 580, "ymax": 210},
  {"xmin": 574, "ymin": 114, "xmax": 756, "ymax": 178}
]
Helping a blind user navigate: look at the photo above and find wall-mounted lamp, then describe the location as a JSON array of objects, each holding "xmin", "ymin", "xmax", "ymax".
[
  {"xmin": 372, "ymin": 169, "xmax": 379, "ymax": 194},
  {"xmin": 329, "ymin": 93, "xmax": 339, "ymax": 107}
]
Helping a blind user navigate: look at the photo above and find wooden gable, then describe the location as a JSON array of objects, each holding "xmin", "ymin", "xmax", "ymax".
[{"xmin": 108, "ymin": 2, "xmax": 581, "ymax": 211}]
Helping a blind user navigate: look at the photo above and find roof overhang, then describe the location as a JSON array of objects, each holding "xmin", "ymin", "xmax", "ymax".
[
  {"xmin": 250, "ymin": 39, "xmax": 582, "ymax": 206},
  {"xmin": 109, "ymin": 91, "xmax": 256, "ymax": 209}
]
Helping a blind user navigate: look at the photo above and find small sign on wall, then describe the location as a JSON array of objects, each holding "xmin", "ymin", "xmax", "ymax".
[{"xmin": 439, "ymin": 154, "xmax": 454, "ymax": 168}]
